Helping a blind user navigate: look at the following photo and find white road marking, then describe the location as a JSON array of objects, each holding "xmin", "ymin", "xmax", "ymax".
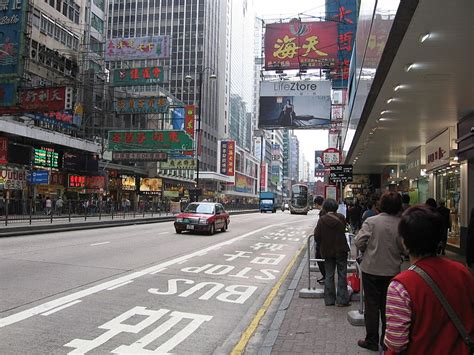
[
  {"xmin": 0, "ymin": 219, "xmax": 309, "ymax": 329},
  {"xmin": 41, "ymin": 300, "xmax": 82, "ymax": 316},
  {"xmin": 106, "ymin": 281, "xmax": 134, "ymax": 291},
  {"xmin": 149, "ymin": 267, "xmax": 167, "ymax": 275},
  {"xmin": 90, "ymin": 242, "xmax": 110, "ymax": 246},
  {"xmin": 157, "ymin": 232, "xmax": 170, "ymax": 235}
]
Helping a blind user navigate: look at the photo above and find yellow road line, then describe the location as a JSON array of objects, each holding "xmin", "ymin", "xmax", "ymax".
[{"xmin": 231, "ymin": 243, "xmax": 306, "ymax": 355}]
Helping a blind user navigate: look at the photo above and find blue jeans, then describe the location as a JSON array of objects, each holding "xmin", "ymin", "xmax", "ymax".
[{"xmin": 324, "ymin": 254, "xmax": 349, "ymax": 305}]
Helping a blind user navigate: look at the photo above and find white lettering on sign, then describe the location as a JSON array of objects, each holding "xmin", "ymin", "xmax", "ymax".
[
  {"xmin": 181, "ymin": 264, "xmax": 279, "ymax": 280},
  {"xmin": 251, "ymin": 253, "xmax": 286, "ymax": 265},
  {"xmin": 148, "ymin": 279, "xmax": 257, "ymax": 304},
  {"xmin": 64, "ymin": 306, "xmax": 211, "ymax": 354},
  {"xmin": 250, "ymin": 243, "xmax": 287, "ymax": 251},
  {"xmin": 223, "ymin": 251, "xmax": 252, "ymax": 261}
]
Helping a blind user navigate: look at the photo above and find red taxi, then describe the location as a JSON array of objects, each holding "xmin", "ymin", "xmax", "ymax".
[{"xmin": 174, "ymin": 202, "xmax": 230, "ymax": 235}]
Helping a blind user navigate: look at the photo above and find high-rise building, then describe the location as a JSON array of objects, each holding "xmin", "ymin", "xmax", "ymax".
[{"xmin": 289, "ymin": 133, "xmax": 300, "ymax": 184}]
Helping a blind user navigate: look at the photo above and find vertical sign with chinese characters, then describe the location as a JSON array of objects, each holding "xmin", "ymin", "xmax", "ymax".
[
  {"xmin": 326, "ymin": 0, "xmax": 358, "ymax": 88},
  {"xmin": 219, "ymin": 140, "xmax": 235, "ymax": 176},
  {"xmin": 260, "ymin": 163, "xmax": 268, "ymax": 191},
  {"xmin": 184, "ymin": 105, "xmax": 195, "ymax": 139},
  {"xmin": 0, "ymin": 137, "xmax": 8, "ymax": 164}
]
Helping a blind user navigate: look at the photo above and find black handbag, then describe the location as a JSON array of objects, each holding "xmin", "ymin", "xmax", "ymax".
[{"xmin": 410, "ymin": 264, "xmax": 474, "ymax": 354}]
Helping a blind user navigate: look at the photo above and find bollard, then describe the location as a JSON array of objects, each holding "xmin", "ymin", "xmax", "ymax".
[
  {"xmin": 347, "ymin": 262, "xmax": 365, "ymax": 326},
  {"xmin": 299, "ymin": 235, "xmax": 324, "ymax": 298}
]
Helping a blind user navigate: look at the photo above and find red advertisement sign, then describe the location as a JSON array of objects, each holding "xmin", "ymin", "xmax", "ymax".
[
  {"xmin": 260, "ymin": 164, "xmax": 267, "ymax": 191},
  {"xmin": 184, "ymin": 105, "xmax": 195, "ymax": 139},
  {"xmin": 0, "ymin": 137, "xmax": 7, "ymax": 164},
  {"xmin": 87, "ymin": 176, "xmax": 105, "ymax": 190},
  {"xmin": 19, "ymin": 87, "xmax": 68, "ymax": 111},
  {"xmin": 68, "ymin": 175, "xmax": 86, "ymax": 188},
  {"xmin": 220, "ymin": 140, "xmax": 235, "ymax": 176},
  {"xmin": 265, "ymin": 20, "xmax": 338, "ymax": 70}
]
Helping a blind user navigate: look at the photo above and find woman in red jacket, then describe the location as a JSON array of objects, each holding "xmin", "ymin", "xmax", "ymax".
[{"xmin": 384, "ymin": 205, "xmax": 474, "ymax": 354}]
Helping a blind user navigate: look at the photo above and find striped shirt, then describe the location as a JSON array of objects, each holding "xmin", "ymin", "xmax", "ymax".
[{"xmin": 384, "ymin": 280, "xmax": 412, "ymax": 352}]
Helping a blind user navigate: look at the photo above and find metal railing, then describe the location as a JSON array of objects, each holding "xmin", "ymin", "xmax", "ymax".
[{"xmin": 0, "ymin": 198, "xmax": 259, "ymax": 226}]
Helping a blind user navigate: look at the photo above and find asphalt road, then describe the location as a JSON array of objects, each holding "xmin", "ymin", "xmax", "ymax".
[{"xmin": 0, "ymin": 210, "xmax": 318, "ymax": 354}]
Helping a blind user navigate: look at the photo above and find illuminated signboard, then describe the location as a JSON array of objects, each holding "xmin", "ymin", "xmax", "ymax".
[
  {"xmin": 139, "ymin": 178, "xmax": 162, "ymax": 194},
  {"xmin": 108, "ymin": 130, "xmax": 193, "ymax": 151},
  {"xmin": 68, "ymin": 175, "xmax": 86, "ymax": 188},
  {"xmin": 112, "ymin": 66, "xmax": 165, "ymax": 86},
  {"xmin": 121, "ymin": 175, "xmax": 136, "ymax": 191},
  {"xmin": 33, "ymin": 147, "xmax": 59, "ymax": 168}
]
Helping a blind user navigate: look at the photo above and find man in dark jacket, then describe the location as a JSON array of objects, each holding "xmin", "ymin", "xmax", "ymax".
[
  {"xmin": 314, "ymin": 198, "xmax": 350, "ymax": 306},
  {"xmin": 314, "ymin": 196, "xmax": 326, "ymax": 283},
  {"xmin": 437, "ymin": 200, "xmax": 451, "ymax": 255}
]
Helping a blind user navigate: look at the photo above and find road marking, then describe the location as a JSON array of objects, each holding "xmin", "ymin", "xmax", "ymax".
[
  {"xmin": 149, "ymin": 267, "xmax": 167, "ymax": 275},
  {"xmin": 107, "ymin": 280, "xmax": 133, "ymax": 291},
  {"xmin": 157, "ymin": 232, "xmax": 170, "ymax": 235},
  {"xmin": 231, "ymin": 243, "xmax": 306, "ymax": 355},
  {"xmin": 41, "ymin": 300, "xmax": 82, "ymax": 316},
  {"xmin": 0, "ymin": 223, "xmax": 306, "ymax": 328},
  {"xmin": 90, "ymin": 242, "xmax": 110, "ymax": 246}
]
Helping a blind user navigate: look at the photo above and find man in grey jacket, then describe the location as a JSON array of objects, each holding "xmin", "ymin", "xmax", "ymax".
[{"xmin": 355, "ymin": 192, "xmax": 407, "ymax": 352}]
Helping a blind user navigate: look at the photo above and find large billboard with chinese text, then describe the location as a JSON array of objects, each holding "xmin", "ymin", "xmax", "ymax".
[
  {"xmin": 108, "ymin": 130, "xmax": 193, "ymax": 151},
  {"xmin": 19, "ymin": 87, "xmax": 72, "ymax": 111},
  {"xmin": 264, "ymin": 20, "xmax": 338, "ymax": 70},
  {"xmin": 112, "ymin": 66, "xmax": 165, "ymax": 86},
  {"xmin": 105, "ymin": 36, "xmax": 170, "ymax": 60},
  {"xmin": 113, "ymin": 96, "xmax": 169, "ymax": 114},
  {"xmin": 220, "ymin": 140, "xmax": 235, "ymax": 176},
  {"xmin": 258, "ymin": 81, "xmax": 331, "ymax": 129}
]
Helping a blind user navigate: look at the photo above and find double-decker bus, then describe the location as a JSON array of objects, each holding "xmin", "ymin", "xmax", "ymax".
[{"xmin": 290, "ymin": 184, "xmax": 310, "ymax": 215}]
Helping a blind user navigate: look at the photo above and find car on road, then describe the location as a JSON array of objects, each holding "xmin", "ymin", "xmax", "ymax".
[{"xmin": 174, "ymin": 202, "xmax": 230, "ymax": 235}]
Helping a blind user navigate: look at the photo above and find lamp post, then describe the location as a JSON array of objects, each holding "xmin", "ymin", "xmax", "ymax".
[{"xmin": 185, "ymin": 69, "xmax": 217, "ymax": 202}]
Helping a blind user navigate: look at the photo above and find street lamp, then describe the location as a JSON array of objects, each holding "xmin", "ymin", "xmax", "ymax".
[{"xmin": 184, "ymin": 68, "xmax": 217, "ymax": 201}]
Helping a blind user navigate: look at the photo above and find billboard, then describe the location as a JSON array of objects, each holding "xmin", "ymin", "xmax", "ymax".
[
  {"xmin": 105, "ymin": 36, "xmax": 170, "ymax": 60},
  {"xmin": 264, "ymin": 20, "xmax": 338, "ymax": 70},
  {"xmin": 113, "ymin": 96, "xmax": 169, "ymax": 114},
  {"xmin": 258, "ymin": 81, "xmax": 331, "ymax": 129},
  {"xmin": 112, "ymin": 66, "xmax": 165, "ymax": 86},
  {"xmin": 314, "ymin": 150, "xmax": 327, "ymax": 177},
  {"xmin": 220, "ymin": 140, "xmax": 235, "ymax": 176},
  {"xmin": 139, "ymin": 178, "xmax": 162, "ymax": 193},
  {"xmin": 235, "ymin": 173, "xmax": 254, "ymax": 194},
  {"xmin": 260, "ymin": 163, "xmax": 268, "ymax": 191},
  {"xmin": 171, "ymin": 107, "xmax": 185, "ymax": 130},
  {"xmin": 19, "ymin": 87, "xmax": 72, "ymax": 111},
  {"xmin": 108, "ymin": 130, "xmax": 193, "ymax": 151}
]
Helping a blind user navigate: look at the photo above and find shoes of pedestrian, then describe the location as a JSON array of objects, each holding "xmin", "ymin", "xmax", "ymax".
[
  {"xmin": 357, "ymin": 339, "xmax": 378, "ymax": 351},
  {"xmin": 317, "ymin": 278, "xmax": 325, "ymax": 284},
  {"xmin": 325, "ymin": 303, "xmax": 335, "ymax": 306},
  {"xmin": 336, "ymin": 303, "xmax": 351, "ymax": 307}
]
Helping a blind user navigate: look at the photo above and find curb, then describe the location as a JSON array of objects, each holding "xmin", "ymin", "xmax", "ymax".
[{"xmin": 0, "ymin": 210, "xmax": 259, "ymax": 238}]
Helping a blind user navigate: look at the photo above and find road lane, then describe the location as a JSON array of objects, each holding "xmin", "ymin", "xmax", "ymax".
[{"xmin": 0, "ymin": 211, "xmax": 318, "ymax": 354}]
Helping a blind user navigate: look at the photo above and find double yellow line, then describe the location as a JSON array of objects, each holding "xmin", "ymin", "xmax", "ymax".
[{"xmin": 231, "ymin": 243, "xmax": 306, "ymax": 354}]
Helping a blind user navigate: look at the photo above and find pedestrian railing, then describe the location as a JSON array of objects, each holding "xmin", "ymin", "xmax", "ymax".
[{"xmin": 0, "ymin": 199, "xmax": 259, "ymax": 226}]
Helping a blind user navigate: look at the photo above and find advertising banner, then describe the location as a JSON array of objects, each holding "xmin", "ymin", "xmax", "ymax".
[
  {"xmin": 259, "ymin": 81, "xmax": 331, "ymax": 129},
  {"xmin": 184, "ymin": 105, "xmax": 195, "ymax": 139},
  {"xmin": 160, "ymin": 158, "xmax": 196, "ymax": 170},
  {"xmin": 139, "ymin": 178, "xmax": 162, "ymax": 193},
  {"xmin": 0, "ymin": 168, "xmax": 27, "ymax": 189},
  {"xmin": 68, "ymin": 175, "xmax": 86, "ymax": 188},
  {"xmin": 19, "ymin": 87, "xmax": 70, "ymax": 111},
  {"xmin": 235, "ymin": 173, "xmax": 254, "ymax": 194},
  {"xmin": 112, "ymin": 66, "xmax": 165, "ymax": 86},
  {"xmin": 87, "ymin": 176, "xmax": 105, "ymax": 190},
  {"xmin": 25, "ymin": 111, "xmax": 78, "ymax": 129},
  {"xmin": 0, "ymin": 82, "xmax": 17, "ymax": 106},
  {"xmin": 121, "ymin": 175, "xmax": 136, "ymax": 191},
  {"xmin": 29, "ymin": 170, "xmax": 49, "ymax": 184},
  {"xmin": 322, "ymin": 148, "xmax": 341, "ymax": 166},
  {"xmin": 0, "ymin": 0, "xmax": 27, "ymax": 77},
  {"xmin": 105, "ymin": 36, "xmax": 170, "ymax": 60},
  {"xmin": 0, "ymin": 137, "xmax": 7, "ymax": 164},
  {"xmin": 171, "ymin": 107, "xmax": 184, "ymax": 130},
  {"xmin": 264, "ymin": 20, "xmax": 338, "ymax": 70},
  {"xmin": 113, "ymin": 96, "xmax": 169, "ymax": 114},
  {"xmin": 425, "ymin": 129, "xmax": 451, "ymax": 172},
  {"xmin": 112, "ymin": 152, "xmax": 168, "ymax": 162},
  {"xmin": 220, "ymin": 140, "xmax": 235, "ymax": 176},
  {"xmin": 314, "ymin": 150, "xmax": 327, "ymax": 177},
  {"xmin": 108, "ymin": 130, "xmax": 193, "ymax": 151},
  {"xmin": 33, "ymin": 147, "xmax": 59, "ymax": 168},
  {"xmin": 260, "ymin": 163, "xmax": 268, "ymax": 191}
]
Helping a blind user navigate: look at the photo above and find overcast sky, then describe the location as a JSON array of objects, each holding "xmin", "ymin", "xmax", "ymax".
[{"xmin": 255, "ymin": 0, "xmax": 329, "ymax": 178}]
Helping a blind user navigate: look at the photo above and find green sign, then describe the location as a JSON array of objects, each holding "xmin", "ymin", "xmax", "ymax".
[
  {"xmin": 33, "ymin": 147, "xmax": 59, "ymax": 168},
  {"xmin": 160, "ymin": 158, "xmax": 197, "ymax": 170},
  {"xmin": 112, "ymin": 66, "xmax": 165, "ymax": 86},
  {"xmin": 108, "ymin": 130, "xmax": 193, "ymax": 151},
  {"xmin": 113, "ymin": 96, "xmax": 169, "ymax": 114}
]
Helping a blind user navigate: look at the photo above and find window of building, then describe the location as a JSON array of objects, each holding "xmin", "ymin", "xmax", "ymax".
[{"xmin": 91, "ymin": 13, "xmax": 104, "ymax": 33}]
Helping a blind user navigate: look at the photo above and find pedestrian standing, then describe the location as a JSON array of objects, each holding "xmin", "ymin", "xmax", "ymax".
[
  {"xmin": 314, "ymin": 198, "xmax": 351, "ymax": 307},
  {"xmin": 313, "ymin": 196, "xmax": 326, "ymax": 284},
  {"xmin": 55, "ymin": 196, "xmax": 64, "ymax": 215},
  {"xmin": 401, "ymin": 194, "xmax": 411, "ymax": 212},
  {"xmin": 348, "ymin": 200, "xmax": 363, "ymax": 233},
  {"xmin": 362, "ymin": 201, "xmax": 378, "ymax": 222},
  {"xmin": 425, "ymin": 197, "xmax": 438, "ymax": 209},
  {"xmin": 355, "ymin": 192, "xmax": 406, "ymax": 352},
  {"xmin": 384, "ymin": 205, "xmax": 474, "ymax": 354},
  {"xmin": 45, "ymin": 197, "xmax": 52, "ymax": 216},
  {"xmin": 437, "ymin": 200, "xmax": 451, "ymax": 255}
]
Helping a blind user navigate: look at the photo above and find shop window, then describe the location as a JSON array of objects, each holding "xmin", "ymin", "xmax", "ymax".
[{"xmin": 437, "ymin": 169, "xmax": 461, "ymax": 247}]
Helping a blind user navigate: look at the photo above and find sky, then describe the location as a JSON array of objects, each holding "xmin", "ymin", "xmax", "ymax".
[{"xmin": 255, "ymin": 0, "xmax": 329, "ymax": 179}]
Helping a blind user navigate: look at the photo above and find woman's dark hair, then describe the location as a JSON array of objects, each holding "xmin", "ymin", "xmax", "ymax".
[
  {"xmin": 399, "ymin": 205, "xmax": 443, "ymax": 257},
  {"xmin": 314, "ymin": 196, "xmax": 324, "ymax": 206},
  {"xmin": 366, "ymin": 202, "xmax": 373, "ymax": 209},
  {"xmin": 425, "ymin": 198, "xmax": 438, "ymax": 209},
  {"xmin": 322, "ymin": 198, "xmax": 338, "ymax": 213},
  {"xmin": 402, "ymin": 194, "xmax": 410, "ymax": 204},
  {"xmin": 379, "ymin": 191, "xmax": 402, "ymax": 215}
]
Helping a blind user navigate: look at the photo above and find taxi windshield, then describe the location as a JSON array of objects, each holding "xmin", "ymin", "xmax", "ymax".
[{"xmin": 185, "ymin": 203, "xmax": 214, "ymax": 214}]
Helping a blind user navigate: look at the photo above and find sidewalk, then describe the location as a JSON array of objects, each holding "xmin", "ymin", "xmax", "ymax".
[{"xmin": 260, "ymin": 250, "xmax": 467, "ymax": 355}]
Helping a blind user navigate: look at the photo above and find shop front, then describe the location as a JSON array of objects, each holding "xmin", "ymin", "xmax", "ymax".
[
  {"xmin": 405, "ymin": 146, "xmax": 428, "ymax": 205},
  {"xmin": 426, "ymin": 127, "xmax": 461, "ymax": 248}
]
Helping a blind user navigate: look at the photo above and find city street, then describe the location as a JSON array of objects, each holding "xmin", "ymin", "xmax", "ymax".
[{"xmin": 0, "ymin": 211, "xmax": 317, "ymax": 354}]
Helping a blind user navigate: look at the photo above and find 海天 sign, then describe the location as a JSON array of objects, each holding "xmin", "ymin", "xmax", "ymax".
[{"xmin": 108, "ymin": 130, "xmax": 193, "ymax": 151}]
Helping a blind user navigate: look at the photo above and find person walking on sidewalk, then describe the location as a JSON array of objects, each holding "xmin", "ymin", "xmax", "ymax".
[
  {"xmin": 384, "ymin": 205, "xmax": 474, "ymax": 354},
  {"xmin": 314, "ymin": 198, "xmax": 351, "ymax": 307},
  {"xmin": 437, "ymin": 199, "xmax": 451, "ymax": 255},
  {"xmin": 355, "ymin": 192, "xmax": 406, "ymax": 351},
  {"xmin": 313, "ymin": 195, "xmax": 326, "ymax": 284}
]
